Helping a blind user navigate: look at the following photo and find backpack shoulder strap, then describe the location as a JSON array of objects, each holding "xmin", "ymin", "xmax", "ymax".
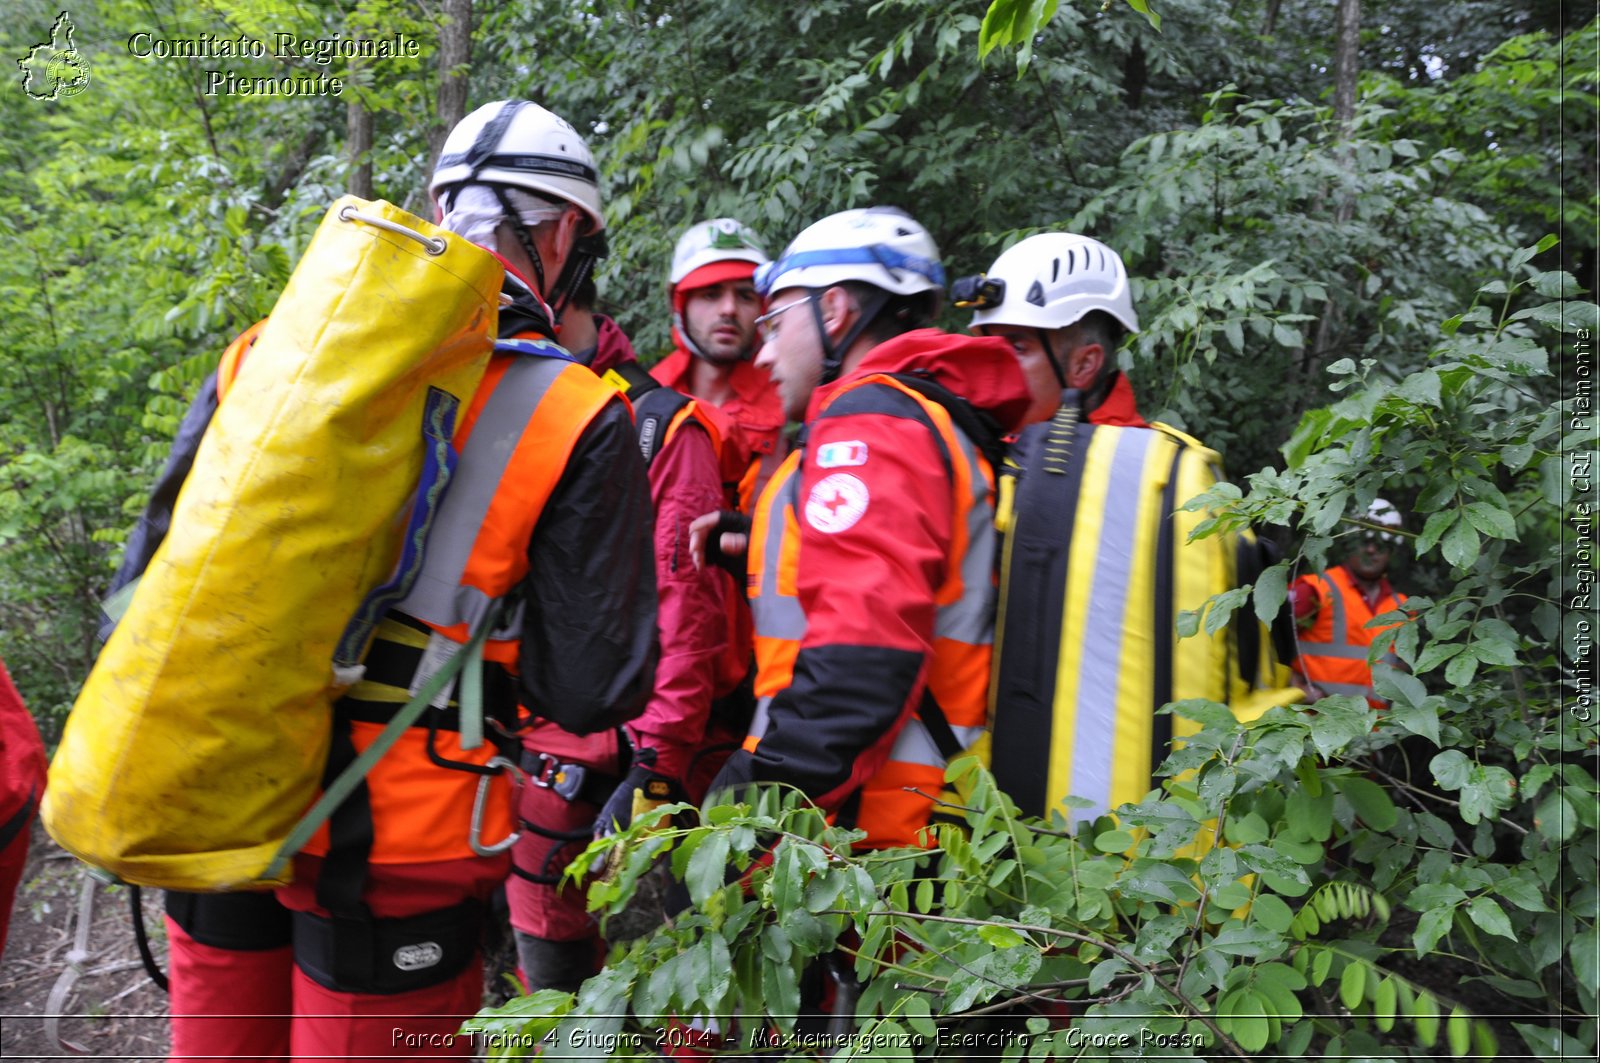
[
  {"xmin": 885, "ymin": 371, "xmax": 1007, "ymax": 473},
  {"xmin": 601, "ymin": 362, "xmax": 694, "ymax": 467}
]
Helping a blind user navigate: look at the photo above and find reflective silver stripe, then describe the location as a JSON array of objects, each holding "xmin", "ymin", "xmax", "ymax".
[
  {"xmin": 394, "ymin": 356, "xmax": 569, "ymax": 636},
  {"xmin": 933, "ymin": 422, "xmax": 998, "ymax": 646},
  {"xmin": 1325, "ymin": 573, "xmax": 1350, "ymax": 648},
  {"xmin": 750, "ymin": 464, "xmax": 806, "ymax": 641},
  {"xmin": 1319, "ymin": 681, "xmax": 1373, "ymax": 698},
  {"xmin": 1312, "ymin": 642, "xmax": 1375, "ymax": 660},
  {"xmin": 747, "ymin": 695, "xmax": 774, "ymax": 742},
  {"xmin": 886, "ymin": 717, "xmax": 987, "ymax": 768},
  {"xmin": 1071, "ymin": 428, "xmax": 1157, "ymax": 820}
]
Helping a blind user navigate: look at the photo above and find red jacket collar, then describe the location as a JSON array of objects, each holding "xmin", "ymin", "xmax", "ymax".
[
  {"xmin": 652, "ymin": 347, "xmax": 785, "ymax": 422},
  {"xmin": 1088, "ymin": 372, "xmax": 1147, "ymax": 428},
  {"xmin": 585, "ymin": 314, "xmax": 639, "ymax": 374}
]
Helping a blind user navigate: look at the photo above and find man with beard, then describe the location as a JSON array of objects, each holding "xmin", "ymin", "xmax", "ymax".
[{"xmin": 650, "ymin": 218, "xmax": 787, "ymax": 507}]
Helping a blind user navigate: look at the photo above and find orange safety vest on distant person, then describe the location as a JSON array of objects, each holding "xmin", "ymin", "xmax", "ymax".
[
  {"xmin": 1294, "ymin": 565, "xmax": 1407, "ymax": 709},
  {"xmin": 743, "ymin": 375, "xmax": 995, "ymax": 849}
]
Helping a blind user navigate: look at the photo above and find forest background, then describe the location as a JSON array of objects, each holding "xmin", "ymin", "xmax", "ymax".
[{"xmin": 0, "ymin": 0, "xmax": 1596, "ymax": 1059}]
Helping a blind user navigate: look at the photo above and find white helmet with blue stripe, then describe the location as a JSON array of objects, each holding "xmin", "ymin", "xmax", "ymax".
[{"xmin": 755, "ymin": 207, "xmax": 945, "ymax": 299}]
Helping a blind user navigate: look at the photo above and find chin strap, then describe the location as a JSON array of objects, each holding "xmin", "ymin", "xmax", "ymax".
[
  {"xmin": 675, "ymin": 304, "xmax": 757, "ymax": 363},
  {"xmin": 489, "ymin": 185, "xmax": 548, "ymax": 299},
  {"xmin": 1036, "ymin": 328, "xmax": 1069, "ymax": 390},
  {"xmin": 812, "ymin": 287, "xmax": 891, "ymax": 385}
]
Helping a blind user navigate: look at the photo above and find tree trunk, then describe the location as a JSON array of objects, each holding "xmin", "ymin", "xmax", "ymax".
[
  {"xmin": 1122, "ymin": 39, "xmax": 1147, "ymax": 110},
  {"xmin": 347, "ymin": 101, "xmax": 373, "ymax": 199},
  {"xmin": 428, "ymin": 0, "xmax": 474, "ymax": 179},
  {"xmin": 1312, "ymin": 0, "xmax": 1361, "ymax": 365},
  {"xmin": 1262, "ymin": 0, "xmax": 1282, "ymax": 37},
  {"xmin": 1331, "ymin": 0, "xmax": 1360, "ymax": 137}
]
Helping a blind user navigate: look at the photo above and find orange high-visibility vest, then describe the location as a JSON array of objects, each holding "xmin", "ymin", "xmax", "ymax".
[
  {"xmin": 744, "ymin": 374, "xmax": 996, "ymax": 849},
  {"xmin": 1295, "ymin": 565, "xmax": 1406, "ymax": 708}
]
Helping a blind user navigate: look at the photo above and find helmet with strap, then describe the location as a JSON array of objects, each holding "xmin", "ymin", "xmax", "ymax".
[
  {"xmin": 959, "ymin": 232, "xmax": 1138, "ymax": 392},
  {"xmin": 756, "ymin": 206, "xmax": 944, "ymax": 383},
  {"xmin": 430, "ymin": 100, "xmax": 607, "ymax": 320},
  {"xmin": 967, "ymin": 232, "xmax": 1138, "ymax": 334},
  {"xmin": 670, "ymin": 218, "xmax": 768, "ymax": 362}
]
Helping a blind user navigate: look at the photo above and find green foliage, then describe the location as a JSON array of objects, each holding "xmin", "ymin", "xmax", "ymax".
[{"xmin": 0, "ymin": 0, "xmax": 428, "ymax": 731}]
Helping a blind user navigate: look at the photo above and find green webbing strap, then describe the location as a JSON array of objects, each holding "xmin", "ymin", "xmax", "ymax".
[
  {"xmin": 261, "ymin": 600, "xmax": 502, "ymax": 882},
  {"xmin": 102, "ymin": 578, "xmax": 140, "ymax": 624},
  {"xmin": 459, "ymin": 625, "xmax": 486, "ymax": 752}
]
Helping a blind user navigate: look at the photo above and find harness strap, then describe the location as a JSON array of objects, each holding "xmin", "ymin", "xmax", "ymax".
[
  {"xmin": 886, "ymin": 371, "xmax": 1007, "ymax": 473},
  {"xmin": 1149, "ymin": 442, "xmax": 1182, "ymax": 778},
  {"xmin": 602, "ymin": 361, "xmax": 698, "ymax": 468},
  {"xmin": 293, "ymin": 900, "xmax": 483, "ymax": 995},
  {"xmin": 916, "ymin": 689, "xmax": 965, "ymax": 764}
]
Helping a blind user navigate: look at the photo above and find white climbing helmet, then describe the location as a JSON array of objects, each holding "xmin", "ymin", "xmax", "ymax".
[
  {"xmin": 1365, "ymin": 498, "xmax": 1404, "ymax": 544},
  {"xmin": 755, "ymin": 207, "xmax": 944, "ymax": 298},
  {"xmin": 967, "ymin": 232, "xmax": 1138, "ymax": 334},
  {"xmin": 430, "ymin": 100, "xmax": 604, "ymax": 234},
  {"xmin": 669, "ymin": 218, "xmax": 769, "ymax": 289}
]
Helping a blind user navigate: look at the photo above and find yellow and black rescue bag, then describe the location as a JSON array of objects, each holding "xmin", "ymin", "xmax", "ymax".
[
  {"xmin": 43, "ymin": 197, "xmax": 504, "ymax": 891},
  {"xmin": 987, "ymin": 396, "xmax": 1300, "ymax": 825}
]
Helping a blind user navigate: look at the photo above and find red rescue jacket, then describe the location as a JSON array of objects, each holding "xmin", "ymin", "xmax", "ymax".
[{"xmin": 711, "ymin": 329, "xmax": 1031, "ymax": 848}]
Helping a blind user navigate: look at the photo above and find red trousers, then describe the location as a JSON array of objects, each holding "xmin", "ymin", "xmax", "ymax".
[{"xmin": 166, "ymin": 854, "xmax": 505, "ymax": 1062}]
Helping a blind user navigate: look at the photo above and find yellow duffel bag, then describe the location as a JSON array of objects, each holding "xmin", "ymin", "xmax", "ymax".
[{"xmin": 43, "ymin": 196, "xmax": 503, "ymax": 891}]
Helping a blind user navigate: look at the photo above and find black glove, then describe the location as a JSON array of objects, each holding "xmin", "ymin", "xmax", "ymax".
[
  {"xmin": 703, "ymin": 510, "xmax": 752, "ymax": 581},
  {"xmin": 594, "ymin": 761, "xmax": 686, "ymax": 839}
]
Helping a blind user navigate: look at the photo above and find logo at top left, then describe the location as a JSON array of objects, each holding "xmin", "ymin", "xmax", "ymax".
[{"xmin": 18, "ymin": 11, "xmax": 91, "ymax": 101}]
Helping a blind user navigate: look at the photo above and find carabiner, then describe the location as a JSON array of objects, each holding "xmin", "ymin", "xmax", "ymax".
[{"xmin": 469, "ymin": 755, "xmax": 524, "ymax": 857}]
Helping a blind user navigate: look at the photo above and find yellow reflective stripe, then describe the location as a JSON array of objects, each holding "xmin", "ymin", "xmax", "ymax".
[
  {"xmin": 1171, "ymin": 444, "xmax": 1231, "ymax": 705},
  {"xmin": 345, "ymin": 679, "xmax": 412, "ymax": 703}
]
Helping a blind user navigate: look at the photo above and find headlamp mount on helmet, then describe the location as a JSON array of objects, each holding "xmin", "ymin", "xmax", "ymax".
[{"xmin": 951, "ymin": 274, "xmax": 1006, "ymax": 310}]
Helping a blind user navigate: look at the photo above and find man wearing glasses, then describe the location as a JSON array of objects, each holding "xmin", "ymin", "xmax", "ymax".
[
  {"xmin": 1289, "ymin": 498, "xmax": 1411, "ymax": 708},
  {"xmin": 706, "ymin": 206, "xmax": 1032, "ymax": 850}
]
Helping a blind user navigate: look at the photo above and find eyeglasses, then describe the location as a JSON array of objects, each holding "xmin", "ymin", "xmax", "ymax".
[{"xmin": 754, "ymin": 295, "xmax": 814, "ymax": 341}]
